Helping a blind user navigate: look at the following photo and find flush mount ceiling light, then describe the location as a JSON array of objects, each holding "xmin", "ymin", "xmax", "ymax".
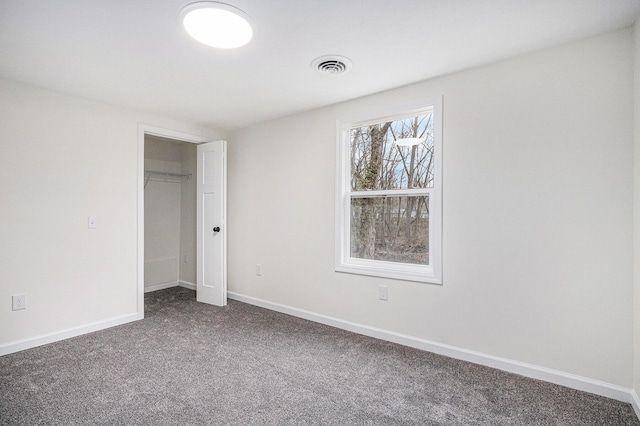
[
  {"xmin": 395, "ymin": 138, "xmax": 424, "ymax": 147},
  {"xmin": 180, "ymin": 2, "xmax": 254, "ymax": 49}
]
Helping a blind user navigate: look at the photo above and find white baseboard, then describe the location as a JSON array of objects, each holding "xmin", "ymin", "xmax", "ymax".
[
  {"xmin": 0, "ymin": 312, "xmax": 138, "ymax": 357},
  {"xmin": 144, "ymin": 281, "xmax": 179, "ymax": 293},
  {"xmin": 228, "ymin": 291, "xmax": 635, "ymax": 405},
  {"xmin": 178, "ymin": 280, "xmax": 196, "ymax": 290},
  {"xmin": 144, "ymin": 281, "xmax": 196, "ymax": 293}
]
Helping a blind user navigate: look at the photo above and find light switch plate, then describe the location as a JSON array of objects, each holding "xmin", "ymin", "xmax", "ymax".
[{"xmin": 88, "ymin": 217, "xmax": 97, "ymax": 229}]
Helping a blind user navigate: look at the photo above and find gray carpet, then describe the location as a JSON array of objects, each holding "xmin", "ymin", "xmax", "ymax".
[{"xmin": 1, "ymin": 287, "xmax": 638, "ymax": 425}]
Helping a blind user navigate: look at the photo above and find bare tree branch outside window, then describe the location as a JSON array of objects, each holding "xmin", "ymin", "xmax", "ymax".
[{"xmin": 349, "ymin": 113, "xmax": 433, "ymax": 265}]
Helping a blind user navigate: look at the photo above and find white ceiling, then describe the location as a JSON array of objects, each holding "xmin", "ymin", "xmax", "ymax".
[{"xmin": 1, "ymin": 0, "xmax": 639, "ymax": 130}]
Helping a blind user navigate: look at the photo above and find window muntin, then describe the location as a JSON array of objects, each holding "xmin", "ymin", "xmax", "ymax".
[{"xmin": 336, "ymin": 98, "xmax": 442, "ymax": 284}]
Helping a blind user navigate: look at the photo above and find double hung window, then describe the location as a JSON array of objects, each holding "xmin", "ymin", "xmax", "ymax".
[{"xmin": 335, "ymin": 97, "xmax": 442, "ymax": 284}]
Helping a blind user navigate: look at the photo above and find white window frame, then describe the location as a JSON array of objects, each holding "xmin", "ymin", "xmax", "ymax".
[{"xmin": 335, "ymin": 96, "xmax": 443, "ymax": 284}]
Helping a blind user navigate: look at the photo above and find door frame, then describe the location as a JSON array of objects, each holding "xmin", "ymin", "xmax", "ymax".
[{"xmin": 136, "ymin": 124, "xmax": 211, "ymax": 319}]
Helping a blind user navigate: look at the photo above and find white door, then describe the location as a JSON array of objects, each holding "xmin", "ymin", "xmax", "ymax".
[{"xmin": 196, "ymin": 140, "xmax": 227, "ymax": 306}]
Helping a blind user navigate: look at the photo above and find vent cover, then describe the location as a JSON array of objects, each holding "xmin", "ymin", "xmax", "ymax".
[{"xmin": 311, "ymin": 55, "xmax": 352, "ymax": 75}]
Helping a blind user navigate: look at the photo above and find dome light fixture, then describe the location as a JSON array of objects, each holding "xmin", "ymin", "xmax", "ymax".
[{"xmin": 180, "ymin": 2, "xmax": 254, "ymax": 49}]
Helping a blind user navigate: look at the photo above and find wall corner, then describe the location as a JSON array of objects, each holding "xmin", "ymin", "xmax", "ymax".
[{"xmin": 633, "ymin": 15, "xmax": 640, "ymax": 399}]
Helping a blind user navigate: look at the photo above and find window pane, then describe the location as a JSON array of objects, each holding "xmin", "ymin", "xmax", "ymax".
[
  {"xmin": 350, "ymin": 113, "xmax": 434, "ymax": 191},
  {"xmin": 350, "ymin": 196, "xmax": 429, "ymax": 265}
]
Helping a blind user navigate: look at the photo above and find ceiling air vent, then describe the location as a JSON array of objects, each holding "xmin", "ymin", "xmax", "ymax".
[{"xmin": 311, "ymin": 55, "xmax": 352, "ymax": 75}]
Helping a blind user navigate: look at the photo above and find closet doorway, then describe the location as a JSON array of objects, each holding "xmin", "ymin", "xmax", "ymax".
[
  {"xmin": 144, "ymin": 135, "xmax": 196, "ymax": 294},
  {"xmin": 137, "ymin": 125, "xmax": 227, "ymax": 318}
]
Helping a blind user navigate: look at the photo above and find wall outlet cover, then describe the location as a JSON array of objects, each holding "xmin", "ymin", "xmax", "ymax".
[
  {"xmin": 378, "ymin": 285, "xmax": 388, "ymax": 301},
  {"xmin": 12, "ymin": 294, "xmax": 26, "ymax": 311}
]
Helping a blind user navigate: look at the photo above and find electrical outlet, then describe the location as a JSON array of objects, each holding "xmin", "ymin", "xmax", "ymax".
[
  {"xmin": 256, "ymin": 264, "xmax": 262, "ymax": 276},
  {"xmin": 378, "ymin": 285, "xmax": 388, "ymax": 301},
  {"xmin": 183, "ymin": 255, "xmax": 188, "ymax": 264},
  {"xmin": 12, "ymin": 294, "xmax": 26, "ymax": 311}
]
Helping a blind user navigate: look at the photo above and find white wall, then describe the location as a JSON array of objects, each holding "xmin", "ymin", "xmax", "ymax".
[
  {"xmin": 0, "ymin": 77, "xmax": 225, "ymax": 351},
  {"xmin": 634, "ymin": 17, "xmax": 640, "ymax": 395},
  {"xmin": 228, "ymin": 29, "xmax": 634, "ymax": 387}
]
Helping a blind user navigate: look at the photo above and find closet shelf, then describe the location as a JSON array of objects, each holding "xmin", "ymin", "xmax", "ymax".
[{"xmin": 144, "ymin": 170, "xmax": 192, "ymax": 188}]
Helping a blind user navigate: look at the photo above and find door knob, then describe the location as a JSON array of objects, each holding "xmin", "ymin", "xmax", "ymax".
[{"xmin": 213, "ymin": 226, "xmax": 220, "ymax": 233}]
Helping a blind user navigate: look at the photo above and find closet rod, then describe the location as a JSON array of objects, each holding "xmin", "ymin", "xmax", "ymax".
[
  {"xmin": 144, "ymin": 170, "xmax": 192, "ymax": 188},
  {"xmin": 144, "ymin": 170, "xmax": 189, "ymax": 178}
]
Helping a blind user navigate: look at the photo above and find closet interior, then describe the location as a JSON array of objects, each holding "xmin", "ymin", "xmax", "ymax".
[{"xmin": 144, "ymin": 135, "xmax": 197, "ymax": 292}]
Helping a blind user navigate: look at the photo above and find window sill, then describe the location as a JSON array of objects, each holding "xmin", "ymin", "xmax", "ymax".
[{"xmin": 335, "ymin": 261, "xmax": 442, "ymax": 285}]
